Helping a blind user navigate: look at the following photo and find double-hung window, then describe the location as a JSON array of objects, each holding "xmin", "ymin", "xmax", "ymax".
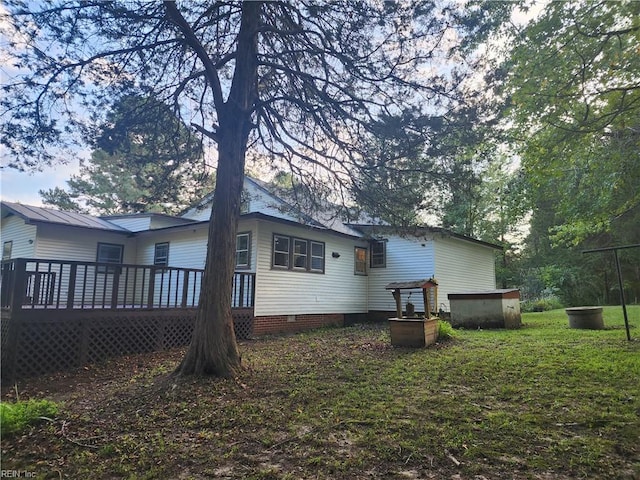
[
  {"xmin": 272, "ymin": 234, "xmax": 325, "ymax": 273},
  {"xmin": 310, "ymin": 242, "xmax": 324, "ymax": 272},
  {"xmin": 236, "ymin": 232, "xmax": 251, "ymax": 269},
  {"xmin": 154, "ymin": 242, "xmax": 169, "ymax": 266},
  {"xmin": 370, "ymin": 240, "xmax": 386, "ymax": 268},
  {"xmin": 96, "ymin": 242, "xmax": 124, "ymax": 273},
  {"xmin": 273, "ymin": 235, "xmax": 290, "ymax": 269},
  {"xmin": 354, "ymin": 247, "xmax": 367, "ymax": 275},
  {"xmin": 293, "ymin": 238, "xmax": 308, "ymax": 270}
]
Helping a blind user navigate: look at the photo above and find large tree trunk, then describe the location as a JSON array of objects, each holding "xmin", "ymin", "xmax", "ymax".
[{"xmin": 174, "ymin": 2, "xmax": 260, "ymax": 378}]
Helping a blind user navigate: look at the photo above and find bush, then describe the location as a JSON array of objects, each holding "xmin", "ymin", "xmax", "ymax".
[
  {"xmin": 0, "ymin": 399, "xmax": 59, "ymax": 436},
  {"xmin": 521, "ymin": 297, "xmax": 564, "ymax": 313},
  {"xmin": 437, "ymin": 320, "xmax": 457, "ymax": 341}
]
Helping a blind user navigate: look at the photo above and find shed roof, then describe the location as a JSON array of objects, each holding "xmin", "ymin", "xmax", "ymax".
[{"xmin": 385, "ymin": 278, "xmax": 438, "ymax": 290}]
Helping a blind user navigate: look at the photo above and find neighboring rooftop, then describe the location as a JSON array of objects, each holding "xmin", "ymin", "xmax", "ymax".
[{"xmin": 1, "ymin": 202, "xmax": 130, "ymax": 232}]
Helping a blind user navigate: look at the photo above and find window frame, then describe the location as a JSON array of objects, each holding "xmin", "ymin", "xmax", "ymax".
[
  {"xmin": 2, "ymin": 241, "xmax": 12, "ymax": 261},
  {"xmin": 272, "ymin": 234, "xmax": 291, "ymax": 269},
  {"xmin": 370, "ymin": 240, "xmax": 386, "ymax": 268},
  {"xmin": 354, "ymin": 246, "xmax": 367, "ymax": 275},
  {"xmin": 272, "ymin": 234, "xmax": 325, "ymax": 274},
  {"xmin": 235, "ymin": 232, "xmax": 251, "ymax": 269},
  {"xmin": 292, "ymin": 238, "xmax": 309, "ymax": 270},
  {"xmin": 96, "ymin": 242, "xmax": 124, "ymax": 274},
  {"xmin": 310, "ymin": 241, "xmax": 325, "ymax": 273},
  {"xmin": 154, "ymin": 242, "xmax": 170, "ymax": 267}
]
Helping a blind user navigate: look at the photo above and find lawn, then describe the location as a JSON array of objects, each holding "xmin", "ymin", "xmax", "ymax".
[{"xmin": 1, "ymin": 306, "xmax": 639, "ymax": 479}]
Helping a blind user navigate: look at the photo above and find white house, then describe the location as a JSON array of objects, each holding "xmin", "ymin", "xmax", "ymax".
[{"xmin": 0, "ymin": 176, "xmax": 500, "ymax": 335}]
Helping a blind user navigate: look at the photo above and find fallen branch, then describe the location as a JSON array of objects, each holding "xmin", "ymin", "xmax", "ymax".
[{"xmin": 445, "ymin": 449, "xmax": 461, "ymax": 466}]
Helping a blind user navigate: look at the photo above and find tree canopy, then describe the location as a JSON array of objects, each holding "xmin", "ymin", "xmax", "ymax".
[
  {"xmin": 496, "ymin": 0, "xmax": 640, "ymax": 305},
  {"xmin": 501, "ymin": 0, "xmax": 640, "ymax": 245}
]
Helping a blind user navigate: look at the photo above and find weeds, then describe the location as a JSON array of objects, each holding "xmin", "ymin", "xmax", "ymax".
[
  {"xmin": 437, "ymin": 318, "xmax": 457, "ymax": 340},
  {"xmin": 0, "ymin": 398, "xmax": 59, "ymax": 436}
]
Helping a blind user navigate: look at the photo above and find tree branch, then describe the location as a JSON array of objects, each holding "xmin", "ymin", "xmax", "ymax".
[{"xmin": 163, "ymin": 1, "xmax": 226, "ymax": 112}]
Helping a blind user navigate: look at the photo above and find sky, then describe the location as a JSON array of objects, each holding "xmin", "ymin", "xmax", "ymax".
[{"xmin": 0, "ymin": 159, "xmax": 82, "ymax": 206}]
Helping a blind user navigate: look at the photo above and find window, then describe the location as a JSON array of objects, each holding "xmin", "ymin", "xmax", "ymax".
[
  {"xmin": 273, "ymin": 235, "xmax": 290, "ymax": 268},
  {"xmin": 354, "ymin": 247, "xmax": 367, "ymax": 275},
  {"xmin": 272, "ymin": 234, "xmax": 325, "ymax": 273},
  {"xmin": 310, "ymin": 242, "xmax": 324, "ymax": 272},
  {"xmin": 96, "ymin": 243, "xmax": 124, "ymax": 273},
  {"xmin": 154, "ymin": 242, "xmax": 169, "ymax": 266},
  {"xmin": 371, "ymin": 240, "xmax": 386, "ymax": 268},
  {"xmin": 2, "ymin": 241, "xmax": 12, "ymax": 260},
  {"xmin": 236, "ymin": 232, "xmax": 251, "ymax": 269},
  {"xmin": 293, "ymin": 238, "xmax": 308, "ymax": 269}
]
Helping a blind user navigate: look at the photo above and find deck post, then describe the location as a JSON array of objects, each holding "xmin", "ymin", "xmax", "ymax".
[
  {"xmin": 10, "ymin": 258, "xmax": 27, "ymax": 311},
  {"xmin": 110, "ymin": 267, "xmax": 121, "ymax": 309},
  {"xmin": 181, "ymin": 271, "xmax": 189, "ymax": 308},
  {"xmin": 66, "ymin": 263, "xmax": 77, "ymax": 309},
  {"xmin": 147, "ymin": 267, "xmax": 156, "ymax": 309}
]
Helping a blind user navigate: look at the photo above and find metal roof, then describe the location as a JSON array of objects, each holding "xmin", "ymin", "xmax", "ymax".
[{"xmin": 1, "ymin": 202, "xmax": 130, "ymax": 232}]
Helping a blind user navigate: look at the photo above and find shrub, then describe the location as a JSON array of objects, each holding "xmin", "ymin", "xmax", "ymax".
[
  {"xmin": 521, "ymin": 297, "xmax": 564, "ymax": 313},
  {"xmin": 437, "ymin": 320, "xmax": 456, "ymax": 341},
  {"xmin": 0, "ymin": 399, "xmax": 59, "ymax": 436}
]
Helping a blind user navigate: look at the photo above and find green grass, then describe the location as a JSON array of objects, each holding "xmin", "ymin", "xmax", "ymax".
[
  {"xmin": 2, "ymin": 305, "xmax": 639, "ymax": 479},
  {"xmin": 1, "ymin": 398, "xmax": 59, "ymax": 436}
]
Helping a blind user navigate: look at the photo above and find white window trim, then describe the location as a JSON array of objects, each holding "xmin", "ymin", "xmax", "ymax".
[
  {"xmin": 154, "ymin": 242, "xmax": 170, "ymax": 266},
  {"xmin": 236, "ymin": 232, "xmax": 251, "ymax": 269}
]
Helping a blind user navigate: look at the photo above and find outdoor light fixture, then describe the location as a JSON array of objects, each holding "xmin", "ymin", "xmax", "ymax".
[{"xmin": 332, "ymin": 252, "xmax": 340, "ymax": 258}]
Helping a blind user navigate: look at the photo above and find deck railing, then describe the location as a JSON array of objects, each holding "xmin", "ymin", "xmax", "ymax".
[{"xmin": 1, "ymin": 258, "xmax": 255, "ymax": 312}]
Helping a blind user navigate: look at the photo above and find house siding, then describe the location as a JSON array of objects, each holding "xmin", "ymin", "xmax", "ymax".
[
  {"xmin": 0, "ymin": 215, "xmax": 36, "ymax": 259},
  {"xmin": 434, "ymin": 235, "xmax": 497, "ymax": 312},
  {"xmin": 149, "ymin": 217, "xmax": 194, "ymax": 230},
  {"xmin": 253, "ymin": 221, "xmax": 368, "ymax": 317},
  {"xmin": 366, "ymin": 234, "xmax": 436, "ymax": 313},
  {"xmin": 134, "ymin": 218, "xmax": 259, "ymax": 272},
  {"xmin": 135, "ymin": 224, "xmax": 208, "ymax": 268},
  {"xmin": 105, "ymin": 217, "xmax": 151, "ymax": 232},
  {"xmin": 34, "ymin": 224, "xmax": 137, "ymax": 264},
  {"xmin": 134, "ymin": 219, "xmax": 259, "ymax": 307},
  {"xmin": 182, "ymin": 179, "xmax": 299, "ymax": 223}
]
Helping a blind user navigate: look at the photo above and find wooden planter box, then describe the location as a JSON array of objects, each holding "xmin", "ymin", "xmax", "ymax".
[{"xmin": 389, "ymin": 317, "xmax": 439, "ymax": 347}]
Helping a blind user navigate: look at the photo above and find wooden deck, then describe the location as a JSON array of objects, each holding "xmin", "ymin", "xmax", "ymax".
[{"xmin": 1, "ymin": 258, "xmax": 255, "ymax": 381}]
